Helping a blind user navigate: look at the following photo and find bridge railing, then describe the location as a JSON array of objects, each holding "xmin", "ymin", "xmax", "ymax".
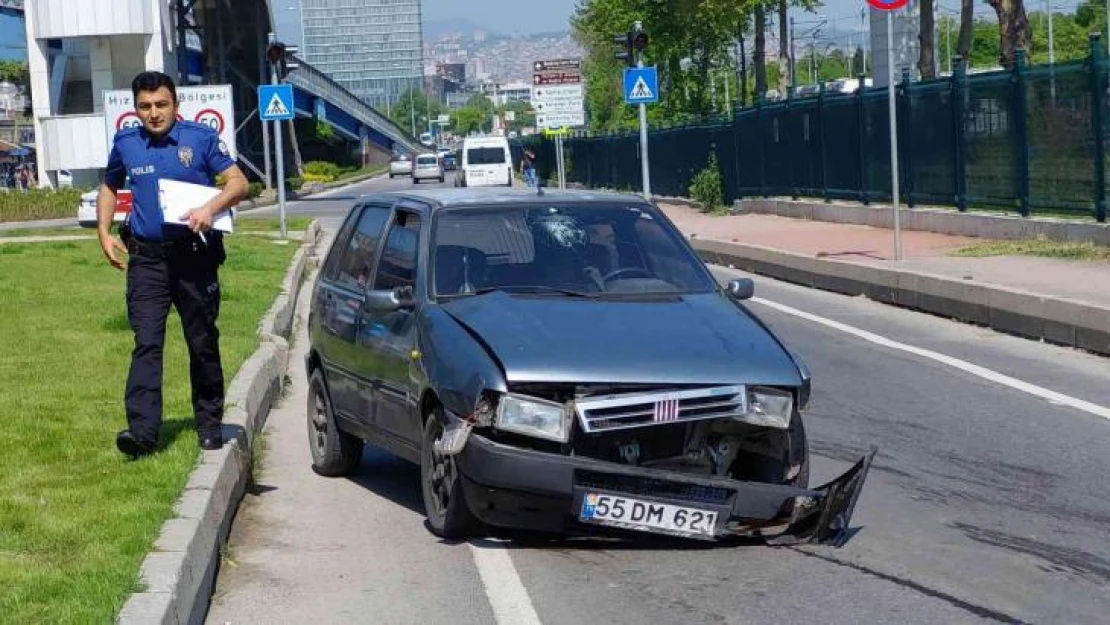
[{"xmin": 285, "ymin": 57, "xmax": 424, "ymax": 155}]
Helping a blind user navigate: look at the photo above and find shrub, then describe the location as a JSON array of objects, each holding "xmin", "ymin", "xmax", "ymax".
[
  {"xmin": 689, "ymin": 151, "xmax": 725, "ymax": 214},
  {"xmin": 0, "ymin": 187, "xmax": 87, "ymax": 222},
  {"xmin": 246, "ymin": 181, "xmax": 264, "ymax": 199},
  {"xmin": 286, "ymin": 177, "xmax": 304, "ymax": 191},
  {"xmin": 304, "ymin": 161, "xmax": 341, "ymax": 181}
]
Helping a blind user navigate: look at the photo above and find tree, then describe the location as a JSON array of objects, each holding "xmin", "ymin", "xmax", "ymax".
[
  {"xmin": 777, "ymin": 1, "xmax": 790, "ymax": 92},
  {"xmin": 987, "ymin": 0, "xmax": 1032, "ymax": 69},
  {"xmin": 753, "ymin": 3, "xmax": 768, "ymax": 98},
  {"xmin": 852, "ymin": 47, "xmax": 865, "ymax": 76},
  {"xmin": 919, "ymin": 0, "xmax": 936, "ymax": 79},
  {"xmin": 389, "ymin": 88, "xmax": 445, "ymax": 136},
  {"xmin": 957, "ymin": 0, "xmax": 974, "ymax": 65}
]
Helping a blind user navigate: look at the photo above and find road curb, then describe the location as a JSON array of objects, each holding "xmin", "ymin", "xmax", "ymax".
[
  {"xmin": 115, "ymin": 219, "xmax": 323, "ymax": 625},
  {"xmin": 691, "ymin": 237, "xmax": 1110, "ymax": 358}
]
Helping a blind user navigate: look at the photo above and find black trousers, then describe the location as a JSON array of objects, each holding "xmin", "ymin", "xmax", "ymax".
[{"xmin": 124, "ymin": 234, "xmax": 225, "ymax": 444}]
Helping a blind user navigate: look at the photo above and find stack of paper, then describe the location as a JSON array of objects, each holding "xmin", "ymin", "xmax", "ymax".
[{"xmin": 158, "ymin": 178, "xmax": 235, "ymax": 233}]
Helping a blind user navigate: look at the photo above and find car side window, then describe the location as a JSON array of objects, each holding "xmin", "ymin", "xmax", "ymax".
[
  {"xmin": 373, "ymin": 211, "xmax": 422, "ymax": 292},
  {"xmin": 332, "ymin": 205, "xmax": 392, "ymax": 292},
  {"xmin": 321, "ymin": 209, "xmax": 361, "ymax": 281}
]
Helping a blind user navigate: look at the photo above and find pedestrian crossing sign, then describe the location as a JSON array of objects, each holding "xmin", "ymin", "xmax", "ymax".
[
  {"xmin": 623, "ymin": 67, "xmax": 659, "ymax": 104},
  {"xmin": 259, "ymin": 84, "xmax": 295, "ymax": 121}
]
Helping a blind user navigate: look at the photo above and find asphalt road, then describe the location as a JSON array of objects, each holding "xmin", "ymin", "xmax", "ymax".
[{"xmin": 209, "ymin": 172, "xmax": 1110, "ymax": 625}]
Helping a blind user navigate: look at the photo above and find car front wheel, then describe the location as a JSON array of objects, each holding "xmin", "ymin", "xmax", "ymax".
[
  {"xmin": 307, "ymin": 369, "xmax": 363, "ymax": 477},
  {"xmin": 421, "ymin": 408, "xmax": 480, "ymax": 539}
]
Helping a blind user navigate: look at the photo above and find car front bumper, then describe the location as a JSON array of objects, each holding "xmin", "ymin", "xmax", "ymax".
[{"xmin": 455, "ymin": 432, "xmax": 875, "ymax": 545}]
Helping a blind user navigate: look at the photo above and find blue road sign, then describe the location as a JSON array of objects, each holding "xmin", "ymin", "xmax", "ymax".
[
  {"xmin": 259, "ymin": 84, "xmax": 295, "ymax": 121},
  {"xmin": 624, "ymin": 67, "xmax": 659, "ymax": 104}
]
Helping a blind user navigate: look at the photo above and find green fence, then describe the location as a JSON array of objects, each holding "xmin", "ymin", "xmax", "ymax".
[{"xmin": 529, "ymin": 37, "xmax": 1110, "ymax": 222}]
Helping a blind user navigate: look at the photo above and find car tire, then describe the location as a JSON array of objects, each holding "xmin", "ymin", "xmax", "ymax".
[
  {"xmin": 307, "ymin": 369, "xmax": 363, "ymax": 477},
  {"xmin": 439, "ymin": 176, "xmax": 444, "ymax": 183},
  {"xmin": 421, "ymin": 408, "xmax": 480, "ymax": 539}
]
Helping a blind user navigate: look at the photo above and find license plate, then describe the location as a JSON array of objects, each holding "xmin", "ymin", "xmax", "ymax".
[{"xmin": 579, "ymin": 493, "xmax": 718, "ymax": 538}]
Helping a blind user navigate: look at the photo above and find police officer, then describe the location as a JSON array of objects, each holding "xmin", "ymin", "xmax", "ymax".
[{"xmin": 97, "ymin": 71, "xmax": 249, "ymax": 459}]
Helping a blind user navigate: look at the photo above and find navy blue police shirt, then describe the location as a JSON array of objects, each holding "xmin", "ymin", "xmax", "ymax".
[{"xmin": 104, "ymin": 120, "xmax": 235, "ymax": 241}]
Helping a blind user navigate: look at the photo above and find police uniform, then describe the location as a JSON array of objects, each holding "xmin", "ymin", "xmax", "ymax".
[{"xmin": 105, "ymin": 120, "xmax": 236, "ymax": 448}]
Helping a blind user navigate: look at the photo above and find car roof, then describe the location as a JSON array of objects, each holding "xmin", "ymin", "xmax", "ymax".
[{"xmin": 353, "ymin": 188, "xmax": 655, "ymax": 213}]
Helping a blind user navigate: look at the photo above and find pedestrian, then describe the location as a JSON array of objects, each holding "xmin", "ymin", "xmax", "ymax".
[
  {"xmin": 521, "ymin": 148, "xmax": 536, "ymax": 187},
  {"xmin": 96, "ymin": 70, "xmax": 249, "ymax": 459}
]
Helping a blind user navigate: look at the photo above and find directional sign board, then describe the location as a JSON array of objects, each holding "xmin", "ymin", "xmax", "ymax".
[
  {"xmin": 103, "ymin": 85, "xmax": 238, "ymax": 157},
  {"xmin": 259, "ymin": 84, "xmax": 295, "ymax": 121},
  {"xmin": 624, "ymin": 67, "xmax": 659, "ymax": 104},
  {"xmin": 534, "ymin": 57, "xmax": 584, "ymax": 130}
]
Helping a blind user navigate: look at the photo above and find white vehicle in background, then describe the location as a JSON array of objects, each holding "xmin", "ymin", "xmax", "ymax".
[
  {"xmin": 455, "ymin": 135, "xmax": 512, "ymax": 188},
  {"xmin": 389, "ymin": 153, "xmax": 413, "ymax": 178},
  {"xmin": 411, "ymin": 153, "xmax": 445, "ymax": 184}
]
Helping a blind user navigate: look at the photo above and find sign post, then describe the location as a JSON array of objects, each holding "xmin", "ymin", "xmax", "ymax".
[
  {"xmin": 867, "ymin": 0, "xmax": 908, "ymax": 261},
  {"xmin": 533, "ymin": 58, "xmax": 584, "ymax": 189},
  {"xmin": 620, "ymin": 22, "xmax": 657, "ymax": 200},
  {"xmin": 258, "ymin": 81, "xmax": 295, "ymax": 239}
]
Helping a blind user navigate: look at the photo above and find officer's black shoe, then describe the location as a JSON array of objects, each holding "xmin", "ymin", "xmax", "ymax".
[
  {"xmin": 199, "ymin": 434, "xmax": 224, "ymax": 451},
  {"xmin": 116, "ymin": 430, "xmax": 156, "ymax": 459}
]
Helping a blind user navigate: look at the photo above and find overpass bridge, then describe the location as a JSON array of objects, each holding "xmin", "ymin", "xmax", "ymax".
[{"xmin": 17, "ymin": 0, "xmax": 425, "ymax": 188}]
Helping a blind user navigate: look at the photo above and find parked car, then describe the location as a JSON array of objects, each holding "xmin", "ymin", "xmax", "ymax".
[
  {"xmin": 388, "ymin": 153, "xmax": 413, "ymax": 178},
  {"xmin": 77, "ymin": 182, "xmax": 133, "ymax": 228},
  {"xmin": 412, "ymin": 153, "xmax": 444, "ymax": 184},
  {"xmin": 305, "ymin": 188, "xmax": 874, "ymax": 544}
]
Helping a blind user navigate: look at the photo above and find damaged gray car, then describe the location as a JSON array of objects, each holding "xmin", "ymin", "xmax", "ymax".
[{"xmin": 304, "ymin": 188, "xmax": 875, "ymax": 545}]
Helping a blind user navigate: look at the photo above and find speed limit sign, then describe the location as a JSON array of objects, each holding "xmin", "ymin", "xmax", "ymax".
[
  {"xmin": 194, "ymin": 108, "xmax": 225, "ymax": 134},
  {"xmin": 116, "ymin": 111, "xmax": 142, "ymax": 131}
]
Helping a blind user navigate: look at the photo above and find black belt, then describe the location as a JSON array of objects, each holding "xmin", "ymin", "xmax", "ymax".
[{"xmin": 126, "ymin": 235, "xmax": 204, "ymax": 258}]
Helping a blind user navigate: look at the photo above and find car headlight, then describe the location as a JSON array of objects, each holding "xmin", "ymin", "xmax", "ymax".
[
  {"xmin": 495, "ymin": 394, "xmax": 569, "ymax": 442},
  {"xmin": 739, "ymin": 386, "xmax": 794, "ymax": 429}
]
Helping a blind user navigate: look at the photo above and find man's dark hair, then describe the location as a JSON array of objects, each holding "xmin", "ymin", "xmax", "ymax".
[{"xmin": 131, "ymin": 71, "xmax": 177, "ymax": 101}]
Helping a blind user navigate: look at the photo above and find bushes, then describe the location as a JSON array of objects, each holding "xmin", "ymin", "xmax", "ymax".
[
  {"xmin": 689, "ymin": 151, "xmax": 725, "ymax": 214},
  {"xmin": 0, "ymin": 187, "xmax": 86, "ymax": 223},
  {"xmin": 304, "ymin": 160, "xmax": 341, "ymax": 182},
  {"xmin": 247, "ymin": 181, "xmax": 264, "ymax": 199}
]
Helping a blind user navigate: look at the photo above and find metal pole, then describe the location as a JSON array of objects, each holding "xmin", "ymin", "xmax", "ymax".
[
  {"xmin": 1047, "ymin": 0, "xmax": 1055, "ymax": 64},
  {"xmin": 556, "ymin": 134, "xmax": 566, "ymax": 189},
  {"xmin": 636, "ymin": 20, "xmax": 651, "ymax": 199},
  {"xmin": 409, "ymin": 79, "xmax": 417, "ymax": 137},
  {"xmin": 886, "ymin": 10, "xmax": 902, "ymax": 261},
  {"xmin": 261, "ymin": 33, "xmax": 273, "ymax": 191},
  {"xmin": 271, "ymin": 61, "xmax": 287, "ymax": 240}
]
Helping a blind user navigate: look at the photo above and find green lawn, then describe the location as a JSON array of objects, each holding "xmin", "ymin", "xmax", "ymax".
[
  {"xmin": 0, "ymin": 225, "xmax": 300, "ymax": 622},
  {"xmin": 950, "ymin": 235, "xmax": 1110, "ymax": 261}
]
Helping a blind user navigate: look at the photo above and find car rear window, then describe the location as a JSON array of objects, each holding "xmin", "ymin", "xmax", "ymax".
[
  {"xmin": 417, "ymin": 156, "xmax": 438, "ymax": 165},
  {"xmin": 466, "ymin": 147, "xmax": 506, "ymax": 165}
]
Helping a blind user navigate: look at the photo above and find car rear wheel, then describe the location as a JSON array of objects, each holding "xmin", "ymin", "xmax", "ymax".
[
  {"xmin": 307, "ymin": 369, "xmax": 363, "ymax": 477},
  {"xmin": 421, "ymin": 408, "xmax": 480, "ymax": 539}
]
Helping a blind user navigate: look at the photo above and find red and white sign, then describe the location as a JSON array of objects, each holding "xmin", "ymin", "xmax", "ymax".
[
  {"xmin": 866, "ymin": 0, "xmax": 907, "ymax": 10},
  {"xmin": 102, "ymin": 85, "xmax": 237, "ymax": 157}
]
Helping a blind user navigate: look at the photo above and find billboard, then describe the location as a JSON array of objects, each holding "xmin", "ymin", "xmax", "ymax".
[{"xmin": 102, "ymin": 85, "xmax": 238, "ymax": 158}]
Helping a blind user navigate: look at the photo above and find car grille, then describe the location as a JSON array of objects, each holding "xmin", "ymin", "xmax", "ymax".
[
  {"xmin": 573, "ymin": 385, "xmax": 747, "ymax": 433},
  {"xmin": 575, "ymin": 470, "xmax": 733, "ymax": 505}
]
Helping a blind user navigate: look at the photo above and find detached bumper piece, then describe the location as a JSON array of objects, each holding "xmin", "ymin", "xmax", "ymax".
[
  {"xmin": 764, "ymin": 445, "xmax": 877, "ymax": 547},
  {"xmin": 456, "ymin": 434, "xmax": 876, "ymax": 546}
]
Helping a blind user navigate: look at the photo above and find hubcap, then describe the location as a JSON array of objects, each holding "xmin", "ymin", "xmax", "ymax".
[
  {"xmin": 311, "ymin": 390, "xmax": 328, "ymax": 454},
  {"xmin": 429, "ymin": 428, "xmax": 455, "ymax": 516}
]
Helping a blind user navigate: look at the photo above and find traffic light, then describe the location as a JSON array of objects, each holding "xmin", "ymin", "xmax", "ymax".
[
  {"xmin": 265, "ymin": 41, "xmax": 300, "ymax": 78},
  {"xmin": 613, "ymin": 32, "xmax": 633, "ymax": 66},
  {"xmin": 632, "ymin": 30, "xmax": 649, "ymax": 52}
]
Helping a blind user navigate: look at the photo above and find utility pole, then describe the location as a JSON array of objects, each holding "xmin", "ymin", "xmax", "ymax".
[{"xmin": 635, "ymin": 21, "xmax": 651, "ymax": 199}]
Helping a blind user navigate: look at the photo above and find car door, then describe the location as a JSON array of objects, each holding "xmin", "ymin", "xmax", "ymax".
[
  {"xmin": 315, "ymin": 203, "xmax": 392, "ymax": 425},
  {"xmin": 360, "ymin": 207, "xmax": 424, "ymax": 444}
]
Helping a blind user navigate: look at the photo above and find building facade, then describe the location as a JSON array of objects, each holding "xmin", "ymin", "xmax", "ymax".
[{"xmin": 300, "ymin": 0, "xmax": 423, "ymax": 110}]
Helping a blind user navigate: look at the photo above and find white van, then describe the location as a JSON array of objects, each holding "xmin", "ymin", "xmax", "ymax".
[{"xmin": 456, "ymin": 136, "xmax": 512, "ymax": 188}]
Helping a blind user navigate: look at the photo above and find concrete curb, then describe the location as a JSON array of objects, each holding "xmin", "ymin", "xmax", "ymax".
[
  {"xmin": 691, "ymin": 238, "xmax": 1110, "ymax": 358},
  {"xmin": 116, "ymin": 219, "xmax": 323, "ymax": 625},
  {"xmin": 733, "ymin": 197, "xmax": 1110, "ymax": 245}
]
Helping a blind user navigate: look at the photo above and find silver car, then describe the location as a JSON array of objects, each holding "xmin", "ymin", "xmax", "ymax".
[
  {"xmin": 389, "ymin": 153, "xmax": 413, "ymax": 178},
  {"xmin": 412, "ymin": 153, "xmax": 444, "ymax": 184}
]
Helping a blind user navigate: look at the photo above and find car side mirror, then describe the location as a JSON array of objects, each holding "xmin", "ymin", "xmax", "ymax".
[
  {"xmin": 364, "ymin": 286, "xmax": 415, "ymax": 312},
  {"xmin": 726, "ymin": 278, "xmax": 755, "ymax": 300}
]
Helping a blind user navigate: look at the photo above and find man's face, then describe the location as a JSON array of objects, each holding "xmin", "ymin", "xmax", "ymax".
[{"xmin": 135, "ymin": 86, "xmax": 178, "ymax": 137}]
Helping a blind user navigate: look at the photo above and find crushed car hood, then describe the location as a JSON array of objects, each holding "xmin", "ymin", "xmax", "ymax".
[{"xmin": 440, "ymin": 292, "xmax": 801, "ymax": 386}]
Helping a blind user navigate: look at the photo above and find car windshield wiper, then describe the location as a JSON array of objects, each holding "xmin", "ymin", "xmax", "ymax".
[{"xmin": 444, "ymin": 285, "xmax": 598, "ymax": 298}]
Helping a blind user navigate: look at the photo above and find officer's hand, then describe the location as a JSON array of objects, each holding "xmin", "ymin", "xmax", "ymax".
[
  {"xmin": 99, "ymin": 233, "xmax": 128, "ymax": 271},
  {"xmin": 186, "ymin": 205, "xmax": 214, "ymax": 234}
]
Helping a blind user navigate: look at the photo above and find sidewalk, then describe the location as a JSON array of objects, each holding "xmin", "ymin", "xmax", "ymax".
[{"xmin": 658, "ymin": 203, "xmax": 1110, "ymax": 357}]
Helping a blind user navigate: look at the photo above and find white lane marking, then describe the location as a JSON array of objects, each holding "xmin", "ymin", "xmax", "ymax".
[
  {"xmin": 752, "ymin": 296, "xmax": 1110, "ymax": 421},
  {"xmin": 469, "ymin": 540, "xmax": 543, "ymax": 625}
]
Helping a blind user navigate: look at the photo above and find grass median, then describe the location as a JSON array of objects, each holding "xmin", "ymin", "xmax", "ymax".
[
  {"xmin": 0, "ymin": 222, "xmax": 301, "ymax": 622},
  {"xmin": 950, "ymin": 235, "xmax": 1110, "ymax": 262}
]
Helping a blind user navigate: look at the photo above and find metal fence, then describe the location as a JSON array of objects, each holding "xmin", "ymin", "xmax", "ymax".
[{"xmin": 526, "ymin": 36, "xmax": 1110, "ymax": 222}]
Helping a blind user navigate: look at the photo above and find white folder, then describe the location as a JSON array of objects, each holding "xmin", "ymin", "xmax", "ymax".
[{"xmin": 158, "ymin": 178, "xmax": 235, "ymax": 233}]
